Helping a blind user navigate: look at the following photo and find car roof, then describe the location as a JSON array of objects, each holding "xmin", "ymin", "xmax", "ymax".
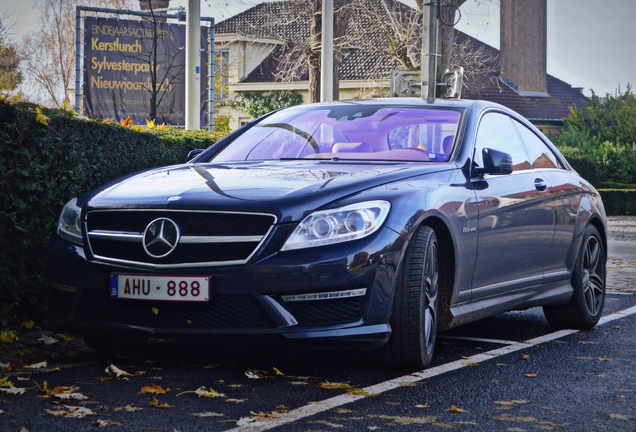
[{"xmin": 295, "ymin": 98, "xmax": 482, "ymax": 110}]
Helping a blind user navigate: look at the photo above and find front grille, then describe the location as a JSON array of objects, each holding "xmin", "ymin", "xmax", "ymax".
[
  {"xmin": 283, "ymin": 296, "xmax": 366, "ymax": 325},
  {"xmin": 85, "ymin": 210, "xmax": 276, "ymax": 268},
  {"xmin": 75, "ymin": 291, "xmax": 274, "ymax": 329}
]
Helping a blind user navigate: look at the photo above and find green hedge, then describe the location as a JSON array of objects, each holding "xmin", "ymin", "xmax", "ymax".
[
  {"xmin": 599, "ymin": 189, "xmax": 636, "ymax": 216},
  {"xmin": 0, "ymin": 101, "xmax": 223, "ymax": 322}
]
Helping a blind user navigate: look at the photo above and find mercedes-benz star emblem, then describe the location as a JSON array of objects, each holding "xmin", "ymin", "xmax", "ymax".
[{"xmin": 143, "ymin": 218, "xmax": 180, "ymax": 258}]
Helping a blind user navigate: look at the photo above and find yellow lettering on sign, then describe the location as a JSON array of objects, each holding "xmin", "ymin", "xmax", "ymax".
[{"xmin": 90, "ymin": 37, "xmax": 143, "ymax": 53}]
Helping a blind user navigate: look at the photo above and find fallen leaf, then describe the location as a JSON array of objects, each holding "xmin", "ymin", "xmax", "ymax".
[
  {"xmin": 151, "ymin": 307, "xmax": 159, "ymax": 316},
  {"xmin": 0, "ymin": 330, "xmax": 18, "ymax": 343},
  {"xmin": 176, "ymin": 386, "xmax": 225, "ymax": 398},
  {"xmin": 189, "ymin": 412, "xmax": 225, "ymax": 417},
  {"xmin": 0, "ymin": 377, "xmax": 14, "ymax": 387},
  {"xmin": 607, "ymin": 413, "xmax": 631, "ymax": 420},
  {"xmin": 273, "ymin": 367, "xmax": 285, "ymax": 376},
  {"xmin": 53, "ymin": 333, "xmax": 74, "ymax": 342},
  {"xmin": 114, "ymin": 404, "xmax": 143, "ymax": 412},
  {"xmin": 493, "ymin": 413, "xmax": 537, "ymax": 422},
  {"xmin": 140, "ymin": 383, "xmax": 167, "ymax": 395},
  {"xmin": 415, "ymin": 403, "xmax": 430, "ymax": 409},
  {"xmin": 318, "ymin": 381, "xmax": 353, "ymax": 391},
  {"xmin": 494, "ymin": 401, "xmax": 515, "ymax": 406},
  {"xmin": 447, "ymin": 405, "xmax": 468, "ymax": 413},
  {"xmin": 524, "ymin": 372, "xmax": 538, "ymax": 378},
  {"xmin": 25, "ymin": 361, "xmax": 48, "ymax": 369},
  {"xmin": 93, "ymin": 419, "xmax": 123, "ymax": 427},
  {"xmin": 308, "ymin": 420, "xmax": 343, "ymax": 428},
  {"xmin": 245, "ymin": 369, "xmax": 268, "ymax": 379},
  {"xmin": 119, "ymin": 116, "xmax": 133, "ymax": 127},
  {"xmin": 148, "ymin": 397, "xmax": 171, "ymax": 409},
  {"xmin": 368, "ymin": 414, "xmax": 438, "ymax": 425},
  {"xmin": 45, "ymin": 405, "xmax": 97, "ymax": 418},
  {"xmin": 35, "ymin": 107, "xmax": 50, "ymax": 126},
  {"xmin": 225, "ymin": 398, "xmax": 247, "ymax": 403},
  {"xmin": 520, "ymin": 353, "xmax": 530, "ymax": 360},
  {"xmin": 38, "ymin": 335, "xmax": 58, "ymax": 345},
  {"xmin": 598, "ymin": 357, "xmax": 612, "ymax": 362},
  {"xmin": 0, "ymin": 386, "xmax": 26, "ymax": 394},
  {"xmin": 21, "ymin": 320, "xmax": 35, "ymax": 330},
  {"xmin": 106, "ymin": 362, "xmax": 144, "ymax": 378},
  {"xmin": 53, "ymin": 392, "xmax": 89, "ymax": 400},
  {"xmin": 236, "ymin": 417, "xmax": 256, "ymax": 426},
  {"xmin": 250, "ymin": 410, "xmax": 279, "ymax": 419}
]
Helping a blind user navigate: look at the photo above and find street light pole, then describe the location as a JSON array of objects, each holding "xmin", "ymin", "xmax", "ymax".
[
  {"xmin": 421, "ymin": 1, "xmax": 439, "ymax": 100},
  {"xmin": 320, "ymin": 0, "xmax": 334, "ymax": 102},
  {"xmin": 185, "ymin": 0, "xmax": 201, "ymax": 129}
]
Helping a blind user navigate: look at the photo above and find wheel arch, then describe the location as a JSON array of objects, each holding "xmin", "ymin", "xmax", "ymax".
[
  {"xmin": 420, "ymin": 216, "xmax": 455, "ymax": 332},
  {"xmin": 587, "ymin": 216, "xmax": 607, "ymax": 262}
]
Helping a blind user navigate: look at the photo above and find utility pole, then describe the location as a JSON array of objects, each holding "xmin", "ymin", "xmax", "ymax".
[
  {"xmin": 421, "ymin": 0, "xmax": 440, "ymax": 99},
  {"xmin": 185, "ymin": 0, "xmax": 200, "ymax": 129},
  {"xmin": 320, "ymin": 0, "xmax": 334, "ymax": 102}
]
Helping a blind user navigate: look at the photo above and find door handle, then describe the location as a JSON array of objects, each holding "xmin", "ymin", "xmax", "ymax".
[{"xmin": 534, "ymin": 178, "xmax": 547, "ymax": 191}]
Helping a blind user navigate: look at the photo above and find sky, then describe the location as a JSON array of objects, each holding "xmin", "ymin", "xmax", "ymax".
[{"xmin": 3, "ymin": 0, "xmax": 635, "ymax": 97}]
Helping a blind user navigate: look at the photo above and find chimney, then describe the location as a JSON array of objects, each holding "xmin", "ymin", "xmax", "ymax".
[{"xmin": 500, "ymin": 0, "xmax": 548, "ymax": 95}]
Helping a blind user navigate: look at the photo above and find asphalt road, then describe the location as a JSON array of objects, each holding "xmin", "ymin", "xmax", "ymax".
[{"xmin": 1, "ymin": 217, "xmax": 635, "ymax": 431}]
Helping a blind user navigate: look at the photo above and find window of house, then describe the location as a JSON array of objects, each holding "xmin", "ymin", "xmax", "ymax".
[{"xmin": 215, "ymin": 49, "xmax": 230, "ymax": 102}]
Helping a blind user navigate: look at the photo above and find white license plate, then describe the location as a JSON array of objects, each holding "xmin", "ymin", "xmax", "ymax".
[{"xmin": 110, "ymin": 274, "xmax": 210, "ymax": 302}]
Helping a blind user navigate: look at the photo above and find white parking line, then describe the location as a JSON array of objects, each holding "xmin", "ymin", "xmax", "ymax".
[
  {"xmin": 229, "ymin": 305, "xmax": 636, "ymax": 431},
  {"xmin": 439, "ymin": 335, "xmax": 521, "ymax": 345}
]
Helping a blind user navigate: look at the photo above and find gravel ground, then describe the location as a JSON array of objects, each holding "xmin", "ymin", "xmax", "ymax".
[{"xmin": 606, "ymin": 216, "xmax": 636, "ymax": 294}]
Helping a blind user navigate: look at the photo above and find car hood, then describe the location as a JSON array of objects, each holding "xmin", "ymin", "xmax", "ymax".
[{"xmin": 85, "ymin": 160, "xmax": 451, "ymax": 222}]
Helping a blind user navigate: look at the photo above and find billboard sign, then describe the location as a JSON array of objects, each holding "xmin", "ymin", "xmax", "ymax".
[{"xmin": 83, "ymin": 16, "xmax": 207, "ymax": 126}]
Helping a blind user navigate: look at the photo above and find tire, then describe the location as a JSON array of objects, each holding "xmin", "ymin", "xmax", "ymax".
[
  {"xmin": 543, "ymin": 224, "xmax": 606, "ymax": 329},
  {"xmin": 383, "ymin": 225, "xmax": 439, "ymax": 368}
]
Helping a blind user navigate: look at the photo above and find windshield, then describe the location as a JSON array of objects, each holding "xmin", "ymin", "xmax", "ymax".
[{"xmin": 212, "ymin": 105, "xmax": 462, "ymax": 162}]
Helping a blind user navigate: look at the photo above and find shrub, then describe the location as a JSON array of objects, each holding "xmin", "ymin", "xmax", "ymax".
[
  {"xmin": 553, "ymin": 86, "xmax": 636, "ymax": 185},
  {"xmin": 0, "ymin": 100, "xmax": 224, "ymax": 322},
  {"xmin": 599, "ymin": 189, "xmax": 636, "ymax": 216}
]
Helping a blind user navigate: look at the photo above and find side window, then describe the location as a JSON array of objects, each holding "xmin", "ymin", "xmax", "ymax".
[
  {"xmin": 474, "ymin": 112, "xmax": 531, "ymax": 171},
  {"xmin": 512, "ymin": 120, "xmax": 563, "ymax": 169}
]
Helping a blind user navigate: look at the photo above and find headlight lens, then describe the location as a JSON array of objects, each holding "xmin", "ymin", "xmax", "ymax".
[
  {"xmin": 57, "ymin": 198, "xmax": 83, "ymax": 245},
  {"xmin": 281, "ymin": 200, "xmax": 390, "ymax": 251}
]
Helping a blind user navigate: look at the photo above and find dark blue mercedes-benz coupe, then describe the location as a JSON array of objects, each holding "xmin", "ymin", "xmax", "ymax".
[{"xmin": 45, "ymin": 98, "xmax": 607, "ymax": 368}]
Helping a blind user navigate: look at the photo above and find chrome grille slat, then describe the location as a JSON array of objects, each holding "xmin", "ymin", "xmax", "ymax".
[{"xmin": 85, "ymin": 209, "xmax": 276, "ymax": 268}]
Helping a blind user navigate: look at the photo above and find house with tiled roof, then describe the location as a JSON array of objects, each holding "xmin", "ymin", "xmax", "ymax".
[{"xmin": 214, "ymin": 0, "xmax": 587, "ymax": 133}]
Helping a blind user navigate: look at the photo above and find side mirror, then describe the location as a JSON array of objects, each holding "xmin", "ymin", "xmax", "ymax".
[
  {"xmin": 475, "ymin": 148, "xmax": 513, "ymax": 175},
  {"xmin": 187, "ymin": 149, "xmax": 204, "ymax": 161}
]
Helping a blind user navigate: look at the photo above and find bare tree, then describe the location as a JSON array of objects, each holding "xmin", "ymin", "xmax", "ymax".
[
  {"xmin": 18, "ymin": 0, "xmax": 130, "ymax": 107},
  {"xmin": 232, "ymin": 0, "xmax": 361, "ymax": 103},
  {"xmin": 0, "ymin": 11, "xmax": 22, "ymax": 92},
  {"xmin": 218, "ymin": 0, "xmax": 496, "ymax": 102},
  {"xmin": 356, "ymin": 0, "xmax": 497, "ymax": 93},
  {"xmin": 127, "ymin": 0, "xmax": 188, "ymax": 121}
]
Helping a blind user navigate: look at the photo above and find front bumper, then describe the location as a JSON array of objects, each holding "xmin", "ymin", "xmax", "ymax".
[{"xmin": 45, "ymin": 227, "xmax": 406, "ymax": 350}]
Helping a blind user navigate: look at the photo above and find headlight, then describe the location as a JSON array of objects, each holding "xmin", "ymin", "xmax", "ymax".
[
  {"xmin": 281, "ymin": 200, "xmax": 390, "ymax": 251},
  {"xmin": 57, "ymin": 198, "xmax": 83, "ymax": 245}
]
